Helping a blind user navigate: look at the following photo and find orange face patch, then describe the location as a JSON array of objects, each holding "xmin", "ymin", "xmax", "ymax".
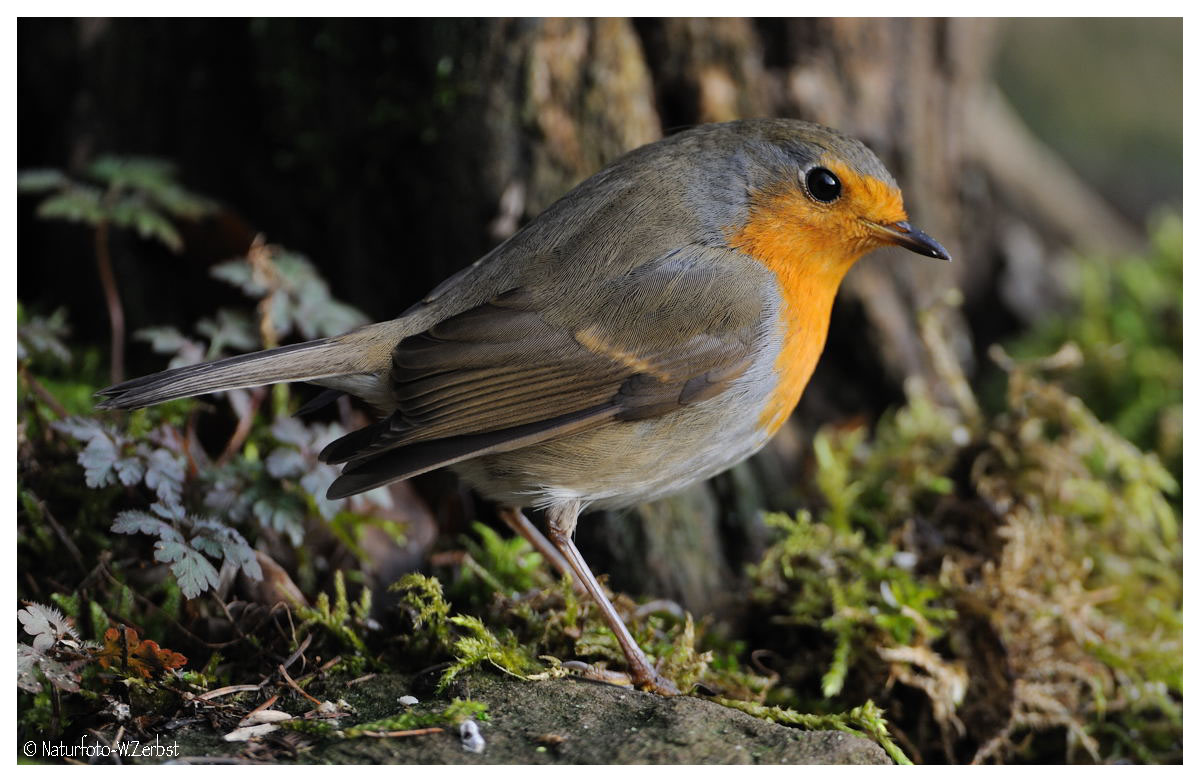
[
  {"xmin": 821, "ymin": 158, "xmax": 909, "ymax": 237},
  {"xmin": 726, "ymin": 160, "xmax": 907, "ymax": 434}
]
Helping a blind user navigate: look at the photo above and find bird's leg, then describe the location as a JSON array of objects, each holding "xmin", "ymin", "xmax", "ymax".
[
  {"xmin": 498, "ymin": 507, "xmax": 632, "ymax": 686},
  {"xmin": 497, "ymin": 507, "xmax": 573, "ymax": 580},
  {"xmin": 544, "ymin": 500, "xmax": 679, "ymax": 696}
]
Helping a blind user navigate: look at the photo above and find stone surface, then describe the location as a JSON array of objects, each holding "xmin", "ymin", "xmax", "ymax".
[{"xmin": 169, "ymin": 672, "xmax": 891, "ymax": 765}]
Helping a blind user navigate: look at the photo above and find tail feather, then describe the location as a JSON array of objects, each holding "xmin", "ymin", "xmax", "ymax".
[
  {"xmin": 97, "ymin": 338, "xmax": 360, "ymax": 410},
  {"xmin": 325, "ymin": 404, "xmax": 616, "ymax": 499}
]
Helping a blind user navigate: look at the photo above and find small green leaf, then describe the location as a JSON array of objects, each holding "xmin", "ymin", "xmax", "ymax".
[
  {"xmin": 17, "ymin": 644, "xmax": 44, "ymax": 693},
  {"xmin": 51, "ymin": 416, "xmax": 106, "ymax": 444},
  {"xmin": 132, "ymin": 205, "xmax": 183, "ymax": 252},
  {"xmin": 210, "ymin": 259, "xmax": 263, "ymax": 296},
  {"xmin": 87, "ymin": 155, "xmax": 173, "ymax": 190},
  {"xmin": 190, "ymin": 519, "xmax": 263, "ymax": 582},
  {"xmin": 112, "ymin": 509, "xmax": 183, "ymax": 542},
  {"xmin": 270, "ymin": 416, "xmax": 312, "ymax": 449},
  {"xmin": 252, "ymin": 494, "xmax": 306, "ymax": 545},
  {"xmin": 113, "ymin": 456, "xmax": 146, "ymax": 487},
  {"xmin": 35, "ymin": 187, "xmax": 105, "ymax": 225},
  {"xmin": 17, "ymin": 307, "xmax": 72, "ymax": 364},
  {"xmin": 195, "ymin": 309, "xmax": 258, "ymax": 356},
  {"xmin": 144, "ymin": 448, "xmax": 185, "ymax": 509},
  {"xmin": 17, "ymin": 169, "xmax": 67, "ymax": 193},
  {"xmin": 79, "ymin": 432, "xmax": 119, "ymax": 488},
  {"xmin": 107, "ymin": 195, "xmax": 183, "ymax": 251},
  {"xmin": 146, "ymin": 183, "xmax": 218, "ymax": 219},
  {"xmin": 301, "ymin": 465, "xmax": 342, "ymax": 521},
  {"xmin": 154, "ymin": 541, "xmax": 220, "ymax": 599}
]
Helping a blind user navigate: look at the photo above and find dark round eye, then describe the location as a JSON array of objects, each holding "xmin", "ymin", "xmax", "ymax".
[{"xmin": 805, "ymin": 167, "xmax": 842, "ymax": 203}]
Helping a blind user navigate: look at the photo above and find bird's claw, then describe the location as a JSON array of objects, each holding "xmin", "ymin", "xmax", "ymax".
[
  {"xmin": 633, "ymin": 671, "xmax": 681, "ymax": 695},
  {"xmin": 630, "ymin": 664, "xmax": 680, "ymax": 696},
  {"xmin": 560, "ymin": 659, "xmax": 679, "ymax": 695}
]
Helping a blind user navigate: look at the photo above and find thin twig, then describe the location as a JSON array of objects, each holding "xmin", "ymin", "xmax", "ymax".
[
  {"xmin": 319, "ymin": 656, "xmax": 341, "ymax": 672},
  {"xmin": 281, "ymin": 634, "xmax": 313, "ymax": 672},
  {"xmin": 297, "ymin": 655, "xmax": 341, "ymax": 688},
  {"xmin": 93, "ymin": 219, "xmax": 125, "ymax": 383},
  {"xmin": 256, "ymin": 633, "xmax": 312, "ymax": 688},
  {"xmin": 18, "ymin": 364, "xmax": 70, "ymax": 419},
  {"xmin": 110, "ymin": 726, "xmax": 126, "ymax": 766},
  {"xmin": 23, "ymin": 571, "xmax": 42, "ymax": 601},
  {"xmin": 85, "ymin": 729, "xmax": 120, "ymax": 765},
  {"xmin": 278, "ymin": 664, "xmax": 322, "ymax": 707},
  {"xmin": 213, "ymin": 592, "xmax": 251, "ymax": 644},
  {"xmin": 34, "ymin": 495, "xmax": 86, "ymax": 573},
  {"xmin": 196, "ymin": 684, "xmax": 262, "ymax": 701},
  {"xmin": 246, "ymin": 235, "xmax": 293, "ymax": 418},
  {"xmin": 247, "ymin": 235, "xmax": 280, "ymax": 351},
  {"xmin": 357, "ymin": 727, "xmax": 443, "ymax": 739},
  {"xmin": 269, "ymin": 604, "xmax": 298, "ymax": 653},
  {"xmin": 183, "ymin": 406, "xmax": 203, "ymax": 479},
  {"xmin": 217, "ymin": 387, "xmax": 267, "ymax": 465},
  {"xmin": 245, "ymin": 694, "xmax": 279, "ymax": 720}
]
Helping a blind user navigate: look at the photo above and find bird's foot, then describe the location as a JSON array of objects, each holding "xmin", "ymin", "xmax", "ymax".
[
  {"xmin": 560, "ymin": 659, "xmax": 679, "ymax": 695},
  {"xmin": 629, "ymin": 663, "xmax": 680, "ymax": 696},
  {"xmin": 561, "ymin": 660, "xmax": 633, "ymax": 687}
]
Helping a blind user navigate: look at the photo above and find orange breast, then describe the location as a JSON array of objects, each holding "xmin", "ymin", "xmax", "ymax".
[
  {"xmin": 755, "ymin": 273, "xmax": 846, "ymax": 435},
  {"xmin": 726, "ymin": 187, "xmax": 872, "ymax": 435}
]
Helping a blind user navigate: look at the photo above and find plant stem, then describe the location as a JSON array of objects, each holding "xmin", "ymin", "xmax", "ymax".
[
  {"xmin": 217, "ymin": 387, "xmax": 267, "ymax": 465},
  {"xmin": 18, "ymin": 364, "xmax": 69, "ymax": 419},
  {"xmin": 93, "ymin": 220, "xmax": 125, "ymax": 383}
]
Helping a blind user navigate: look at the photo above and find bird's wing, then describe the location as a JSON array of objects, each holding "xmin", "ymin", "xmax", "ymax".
[{"xmin": 322, "ymin": 247, "xmax": 768, "ymax": 498}]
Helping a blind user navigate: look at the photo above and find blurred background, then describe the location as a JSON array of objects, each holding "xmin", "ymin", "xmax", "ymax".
[{"xmin": 16, "ymin": 19, "xmax": 1182, "ymax": 764}]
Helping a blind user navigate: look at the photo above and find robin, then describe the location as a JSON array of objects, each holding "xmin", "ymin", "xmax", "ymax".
[{"xmin": 98, "ymin": 119, "xmax": 949, "ymax": 695}]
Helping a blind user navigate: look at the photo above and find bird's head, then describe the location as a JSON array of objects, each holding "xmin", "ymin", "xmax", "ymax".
[{"xmin": 707, "ymin": 120, "xmax": 950, "ymax": 276}]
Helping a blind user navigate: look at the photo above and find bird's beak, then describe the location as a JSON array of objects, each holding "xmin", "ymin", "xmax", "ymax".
[{"xmin": 862, "ymin": 219, "xmax": 952, "ymax": 261}]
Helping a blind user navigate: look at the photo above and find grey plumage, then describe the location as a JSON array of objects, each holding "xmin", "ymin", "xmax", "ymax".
[
  {"xmin": 96, "ymin": 338, "xmax": 342, "ymax": 410},
  {"xmin": 96, "ymin": 119, "xmax": 897, "ymax": 508}
]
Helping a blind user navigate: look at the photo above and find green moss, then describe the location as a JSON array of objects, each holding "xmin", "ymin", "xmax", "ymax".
[
  {"xmin": 295, "ymin": 571, "xmax": 373, "ymax": 653},
  {"xmin": 449, "ymin": 521, "xmax": 547, "ymax": 602},
  {"xmin": 19, "ymin": 691, "xmax": 57, "ymax": 735},
  {"xmin": 390, "ymin": 572, "xmax": 452, "ymax": 647},
  {"xmin": 1006, "ymin": 213, "xmax": 1182, "ymax": 484},
  {"xmin": 715, "ymin": 697, "xmax": 910, "ymax": 765},
  {"xmin": 342, "ymin": 698, "xmax": 488, "ymax": 737},
  {"xmin": 750, "ymin": 509, "xmax": 954, "ymax": 698},
  {"xmin": 438, "ymin": 615, "xmax": 540, "ymax": 691},
  {"xmin": 390, "ymin": 532, "xmax": 749, "ymax": 699}
]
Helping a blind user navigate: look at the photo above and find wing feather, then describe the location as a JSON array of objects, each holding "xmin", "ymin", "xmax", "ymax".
[{"xmin": 320, "ymin": 248, "xmax": 768, "ymax": 495}]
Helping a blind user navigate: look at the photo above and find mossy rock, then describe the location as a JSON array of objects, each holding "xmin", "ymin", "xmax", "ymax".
[{"xmin": 163, "ymin": 672, "xmax": 890, "ymax": 764}]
